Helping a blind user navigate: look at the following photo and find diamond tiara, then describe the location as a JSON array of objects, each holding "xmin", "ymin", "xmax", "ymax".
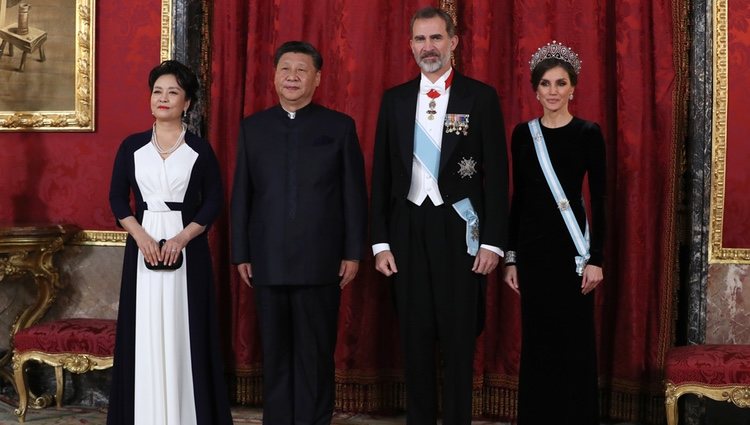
[{"xmin": 528, "ymin": 40, "xmax": 581, "ymax": 75}]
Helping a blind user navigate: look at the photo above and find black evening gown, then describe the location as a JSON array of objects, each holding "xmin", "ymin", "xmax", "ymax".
[{"xmin": 508, "ymin": 117, "xmax": 606, "ymax": 425}]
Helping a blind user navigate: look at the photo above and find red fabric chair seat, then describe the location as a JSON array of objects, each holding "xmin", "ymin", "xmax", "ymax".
[
  {"xmin": 665, "ymin": 344, "xmax": 750, "ymax": 386},
  {"xmin": 14, "ymin": 318, "xmax": 116, "ymax": 357},
  {"xmin": 664, "ymin": 345, "xmax": 750, "ymax": 425}
]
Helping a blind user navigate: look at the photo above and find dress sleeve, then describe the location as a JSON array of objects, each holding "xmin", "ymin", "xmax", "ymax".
[
  {"xmin": 109, "ymin": 140, "xmax": 134, "ymax": 226},
  {"xmin": 192, "ymin": 141, "xmax": 223, "ymax": 228},
  {"xmin": 584, "ymin": 121, "xmax": 606, "ymax": 266}
]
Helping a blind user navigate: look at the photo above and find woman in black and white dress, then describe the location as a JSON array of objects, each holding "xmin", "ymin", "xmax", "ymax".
[{"xmin": 108, "ymin": 60, "xmax": 232, "ymax": 425}]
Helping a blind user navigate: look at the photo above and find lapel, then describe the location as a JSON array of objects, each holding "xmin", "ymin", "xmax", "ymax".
[
  {"xmin": 439, "ymin": 72, "xmax": 473, "ymax": 174},
  {"xmin": 395, "ymin": 77, "xmax": 420, "ymax": 172}
]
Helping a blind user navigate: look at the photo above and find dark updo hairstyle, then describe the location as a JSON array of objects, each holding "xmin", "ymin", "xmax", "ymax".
[
  {"xmin": 274, "ymin": 41, "xmax": 323, "ymax": 71},
  {"xmin": 148, "ymin": 60, "xmax": 200, "ymax": 112},
  {"xmin": 530, "ymin": 58, "xmax": 578, "ymax": 90}
]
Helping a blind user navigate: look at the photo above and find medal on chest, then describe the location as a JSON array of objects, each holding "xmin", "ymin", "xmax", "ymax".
[
  {"xmin": 424, "ymin": 70, "xmax": 454, "ymax": 121},
  {"xmin": 426, "ymin": 90, "xmax": 439, "ymax": 120}
]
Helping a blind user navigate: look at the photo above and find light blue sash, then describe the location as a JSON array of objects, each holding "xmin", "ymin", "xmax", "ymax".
[
  {"xmin": 414, "ymin": 121, "xmax": 440, "ymax": 179},
  {"xmin": 452, "ymin": 198, "xmax": 479, "ymax": 256},
  {"xmin": 528, "ymin": 119, "xmax": 590, "ymax": 276}
]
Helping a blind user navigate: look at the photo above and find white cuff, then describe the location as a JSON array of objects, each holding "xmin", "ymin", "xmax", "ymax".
[
  {"xmin": 480, "ymin": 244, "xmax": 503, "ymax": 257},
  {"xmin": 372, "ymin": 243, "xmax": 391, "ymax": 256}
]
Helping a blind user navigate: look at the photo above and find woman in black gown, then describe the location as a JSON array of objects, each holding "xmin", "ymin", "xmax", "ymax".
[{"xmin": 503, "ymin": 41, "xmax": 606, "ymax": 424}]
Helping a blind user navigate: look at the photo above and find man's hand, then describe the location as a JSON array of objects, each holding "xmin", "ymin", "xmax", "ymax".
[
  {"xmin": 581, "ymin": 264, "xmax": 603, "ymax": 295},
  {"xmin": 471, "ymin": 247, "xmax": 499, "ymax": 275},
  {"xmin": 339, "ymin": 260, "xmax": 359, "ymax": 288},
  {"xmin": 237, "ymin": 263, "xmax": 253, "ymax": 288},
  {"xmin": 374, "ymin": 250, "xmax": 398, "ymax": 276}
]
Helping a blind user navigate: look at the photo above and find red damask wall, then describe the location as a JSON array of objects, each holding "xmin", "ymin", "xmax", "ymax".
[{"xmin": 0, "ymin": 3, "xmax": 160, "ymax": 228}]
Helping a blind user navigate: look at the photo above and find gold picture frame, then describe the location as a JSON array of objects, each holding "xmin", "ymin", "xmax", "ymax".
[
  {"xmin": 160, "ymin": 0, "xmax": 172, "ymax": 62},
  {"xmin": 0, "ymin": 0, "xmax": 94, "ymax": 131},
  {"xmin": 708, "ymin": 0, "xmax": 750, "ymax": 263}
]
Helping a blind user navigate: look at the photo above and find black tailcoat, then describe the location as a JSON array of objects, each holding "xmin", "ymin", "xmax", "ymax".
[
  {"xmin": 369, "ymin": 71, "xmax": 509, "ymax": 425},
  {"xmin": 371, "ymin": 71, "xmax": 508, "ymax": 256}
]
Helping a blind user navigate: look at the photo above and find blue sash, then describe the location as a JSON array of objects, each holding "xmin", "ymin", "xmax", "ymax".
[
  {"xmin": 452, "ymin": 198, "xmax": 479, "ymax": 256},
  {"xmin": 528, "ymin": 119, "xmax": 590, "ymax": 275},
  {"xmin": 414, "ymin": 121, "xmax": 440, "ymax": 179}
]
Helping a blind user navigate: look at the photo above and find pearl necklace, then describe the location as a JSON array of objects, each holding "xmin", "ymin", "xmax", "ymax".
[{"xmin": 151, "ymin": 123, "xmax": 187, "ymax": 155}]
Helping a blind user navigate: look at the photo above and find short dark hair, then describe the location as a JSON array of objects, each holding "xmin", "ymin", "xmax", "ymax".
[
  {"xmin": 148, "ymin": 60, "xmax": 200, "ymax": 111},
  {"xmin": 410, "ymin": 6, "xmax": 456, "ymax": 38},
  {"xmin": 274, "ymin": 41, "xmax": 323, "ymax": 70},
  {"xmin": 530, "ymin": 58, "xmax": 578, "ymax": 90}
]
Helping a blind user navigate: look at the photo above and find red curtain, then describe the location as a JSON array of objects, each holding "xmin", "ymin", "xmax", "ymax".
[{"xmin": 208, "ymin": 1, "xmax": 687, "ymax": 423}]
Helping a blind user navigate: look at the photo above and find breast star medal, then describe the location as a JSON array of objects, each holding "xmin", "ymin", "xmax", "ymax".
[{"xmin": 457, "ymin": 157, "xmax": 478, "ymax": 179}]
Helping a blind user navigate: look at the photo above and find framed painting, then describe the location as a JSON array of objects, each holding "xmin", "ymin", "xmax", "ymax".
[
  {"xmin": 0, "ymin": 0, "xmax": 94, "ymax": 131},
  {"xmin": 709, "ymin": 0, "xmax": 750, "ymax": 263}
]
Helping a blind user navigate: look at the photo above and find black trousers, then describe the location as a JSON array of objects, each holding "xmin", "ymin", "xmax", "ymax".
[
  {"xmin": 392, "ymin": 200, "xmax": 483, "ymax": 425},
  {"xmin": 254, "ymin": 284, "xmax": 341, "ymax": 425}
]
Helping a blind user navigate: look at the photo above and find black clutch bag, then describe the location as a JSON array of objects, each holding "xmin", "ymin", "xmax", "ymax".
[{"xmin": 144, "ymin": 239, "xmax": 183, "ymax": 270}]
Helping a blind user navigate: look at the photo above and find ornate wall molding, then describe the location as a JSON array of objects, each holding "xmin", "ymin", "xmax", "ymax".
[
  {"xmin": 161, "ymin": 0, "xmax": 173, "ymax": 62},
  {"xmin": 708, "ymin": 0, "xmax": 750, "ymax": 263},
  {"xmin": 71, "ymin": 231, "xmax": 126, "ymax": 246}
]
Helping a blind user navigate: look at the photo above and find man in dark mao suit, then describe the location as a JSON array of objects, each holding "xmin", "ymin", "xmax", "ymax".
[
  {"xmin": 231, "ymin": 41, "xmax": 367, "ymax": 425},
  {"xmin": 370, "ymin": 7, "xmax": 508, "ymax": 425}
]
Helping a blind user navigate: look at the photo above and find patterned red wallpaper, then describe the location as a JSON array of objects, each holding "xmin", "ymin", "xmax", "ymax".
[{"xmin": 0, "ymin": 2, "xmax": 160, "ymax": 229}]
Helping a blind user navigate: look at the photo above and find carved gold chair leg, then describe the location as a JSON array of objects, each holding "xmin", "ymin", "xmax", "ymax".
[
  {"xmin": 12, "ymin": 351, "xmax": 114, "ymax": 423},
  {"xmin": 12, "ymin": 355, "xmax": 29, "ymax": 423},
  {"xmin": 664, "ymin": 382, "xmax": 678, "ymax": 425},
  {"xmin": 54, "ymin": 365, "xmax": 63, "ymax": 408}
]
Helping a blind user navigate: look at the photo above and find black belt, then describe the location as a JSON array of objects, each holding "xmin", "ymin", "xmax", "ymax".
[{"xmin": 140, "ymin": 201, "xmax": 184, "ymax": 211}]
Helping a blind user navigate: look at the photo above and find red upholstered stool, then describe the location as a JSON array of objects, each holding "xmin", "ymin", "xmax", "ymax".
[
  {"xmin": 11, "ymin": 318, "xmax": 116, "ymax": 423},
  {"xmin": 664, "ymin": 344, "xmax": 750, "ymax": 425}
]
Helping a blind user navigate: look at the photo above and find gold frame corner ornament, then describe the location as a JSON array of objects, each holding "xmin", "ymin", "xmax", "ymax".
[
  {"xmin": 0, "ymin": 0, "xmax": 95, "ymax": 131},
  {"xmin": 708, "ymin": 0, "xmax": 750, "ymax": 263}
]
